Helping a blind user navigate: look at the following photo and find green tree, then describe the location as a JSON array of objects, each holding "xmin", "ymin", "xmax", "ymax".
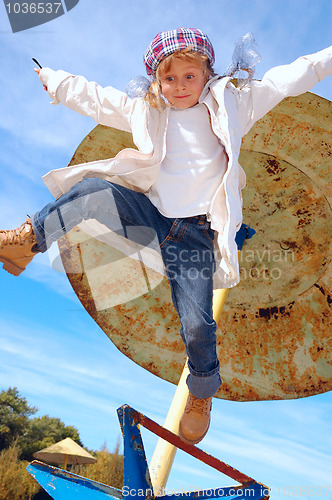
[
  {"xmin": 0, "ymin": 388, "xmax": 83, "ymax": 462},
  {"xmin": 19, "ymin": 415, "xmax": 83, "ymax": 461},
  {"xmin": 0, "ymin": 387, "xmax": 37, "ymax": 452}
]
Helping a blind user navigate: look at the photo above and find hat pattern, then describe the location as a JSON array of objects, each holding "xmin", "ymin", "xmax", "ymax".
[{"xmin": 143, "ymin": 28, "xmax": 215, "ymax": 76}]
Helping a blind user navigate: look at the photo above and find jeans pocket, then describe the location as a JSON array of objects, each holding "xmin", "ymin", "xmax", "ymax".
[{"xmin": 160, "ymin": 218, "xmax": 190, "ymax": 248}]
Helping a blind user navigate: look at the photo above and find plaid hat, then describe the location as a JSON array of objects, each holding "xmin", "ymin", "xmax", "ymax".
[{"xmin": 143, "ymin": 28, "xmax": 215, "ymax": 76}]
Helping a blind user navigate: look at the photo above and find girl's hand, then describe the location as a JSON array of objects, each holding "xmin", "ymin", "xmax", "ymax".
[{"xmin": 34, "ymin": 67, "xmax": 47, "ymax": 91}]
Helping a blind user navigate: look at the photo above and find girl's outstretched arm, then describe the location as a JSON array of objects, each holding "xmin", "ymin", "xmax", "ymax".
[
  {"xmin": 237, "ymin": 45, "xmax": 332, "ymax": 136},
  {"xmin": 36, "ymin": 67, "xmax": 139, "ymax": 133}
]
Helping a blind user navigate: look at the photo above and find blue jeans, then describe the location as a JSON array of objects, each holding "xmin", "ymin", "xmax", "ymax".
[{"xmin": 32, "ymin": 178, "xmax": 221, "ymax": 398}]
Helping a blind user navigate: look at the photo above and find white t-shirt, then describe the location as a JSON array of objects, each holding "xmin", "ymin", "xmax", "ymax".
[{"xmin": 147, "ymin": 104, "xmax": 228, "ymax": 218}]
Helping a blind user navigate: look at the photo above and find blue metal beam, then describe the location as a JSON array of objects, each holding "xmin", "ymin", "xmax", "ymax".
[{"xmin": 26, "ymin": 461, "xmax": 123, "ymax": 499}]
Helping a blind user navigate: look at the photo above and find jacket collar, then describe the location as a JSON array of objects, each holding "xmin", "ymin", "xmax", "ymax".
[{"xmin": 199, "ymin": 74, "xmax": 232, "ymax": 103}]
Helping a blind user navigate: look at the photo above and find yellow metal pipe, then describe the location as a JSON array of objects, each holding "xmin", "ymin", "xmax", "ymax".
[
  {"xmin": 149, "ymin": 363, "xmax": 189, "ymax": 495},
  {"xmin": 212, "ymin": 288, "xmax": 229, "ymax": 321},
  {"xmin": 149, "ymin": 288, "xmax": 229, "ymax": 495}
]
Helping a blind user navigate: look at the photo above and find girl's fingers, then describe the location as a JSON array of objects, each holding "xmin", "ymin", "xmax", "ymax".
[{"xmin": 34, "ymin": 68, "xmax": 47, "ymax": 90}]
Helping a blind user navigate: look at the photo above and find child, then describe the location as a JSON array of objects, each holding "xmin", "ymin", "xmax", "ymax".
[{"xmin": 0, "ymin": 28, "xmax": 331, "ymax": 445}]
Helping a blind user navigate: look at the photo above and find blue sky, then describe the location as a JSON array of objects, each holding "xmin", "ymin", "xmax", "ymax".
[{"xmin": 0, "ymin": 1, "xmax": 331, "ymax": 499}]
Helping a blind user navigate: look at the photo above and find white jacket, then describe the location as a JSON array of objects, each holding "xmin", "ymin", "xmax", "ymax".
[{"xmin": 39, "ymin": 46, "xmax": 332, "ymax": 289}]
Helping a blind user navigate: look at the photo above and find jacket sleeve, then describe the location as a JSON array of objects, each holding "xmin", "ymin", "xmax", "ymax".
[
  {"xmin": 237, "ymin": 46, "xmax": 332, "ymax": 136},
  {"xmin": 39, "ymin": 68, "xmax": 135, "ymax": 133}
]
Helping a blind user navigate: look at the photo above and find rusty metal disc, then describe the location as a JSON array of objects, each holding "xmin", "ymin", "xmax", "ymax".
[{"xmin": 59, "ymin": 92, "xmax": 331, "ymax": 401}]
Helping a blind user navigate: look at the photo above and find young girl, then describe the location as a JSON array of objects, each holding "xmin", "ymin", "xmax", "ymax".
[{"xmin": 0, "ymin": 28, "xmax": 331, "ymax": 445}]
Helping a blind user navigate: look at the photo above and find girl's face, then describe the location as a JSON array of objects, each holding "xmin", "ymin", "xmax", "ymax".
[{"xmin": 159, "ymin": 58, "xmax": 207, "ymax": 109}]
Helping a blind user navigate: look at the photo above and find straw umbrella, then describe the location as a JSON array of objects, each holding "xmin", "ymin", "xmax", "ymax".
[{"xmin": 33, "ymin": 437, "xmax": 97, "ymax": 470}]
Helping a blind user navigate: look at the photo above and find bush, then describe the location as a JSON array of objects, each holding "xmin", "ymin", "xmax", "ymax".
[
  {"xmin": 0, "ymin": 442, "xmax": 40, "ymax": 500},
  {"xmin": 72, "ymin": 441, "xmax": 123, "ymax": 489}
]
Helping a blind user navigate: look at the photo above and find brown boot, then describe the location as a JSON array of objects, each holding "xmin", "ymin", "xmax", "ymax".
[
  {"xmin": 0, "ymin": 218, "xmax": 39, "ymax": 276},
  {"xmin": 179, "ymin": 393, "xmax": 212, "ymax": 445}
]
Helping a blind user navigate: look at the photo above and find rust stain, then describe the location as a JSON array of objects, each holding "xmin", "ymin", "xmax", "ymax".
[
  {"xmin": 256, "ymin": 302, "xmax": 294, "ymax": 321},
  {"xmin": 314, "ymin": 283, "xmax": 332, "ymax": 306},
  {"xmin": 265, "ymin": 157, "xmax": 286, "ymax": 177}
]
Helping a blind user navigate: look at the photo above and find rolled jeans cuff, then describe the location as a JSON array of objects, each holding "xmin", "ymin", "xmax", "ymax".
[
  {"xmin": 186, "ymin": 362, "xmax": 222, "ymax": 399},
  {"xmin": 31, "ymin": 213, "xmax": 49, "ymax": 253}
]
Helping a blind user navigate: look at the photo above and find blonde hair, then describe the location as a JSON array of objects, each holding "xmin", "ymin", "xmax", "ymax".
[{"xmin": 145, "ymin": 48, "xmax": 216, "ymax": 111}]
